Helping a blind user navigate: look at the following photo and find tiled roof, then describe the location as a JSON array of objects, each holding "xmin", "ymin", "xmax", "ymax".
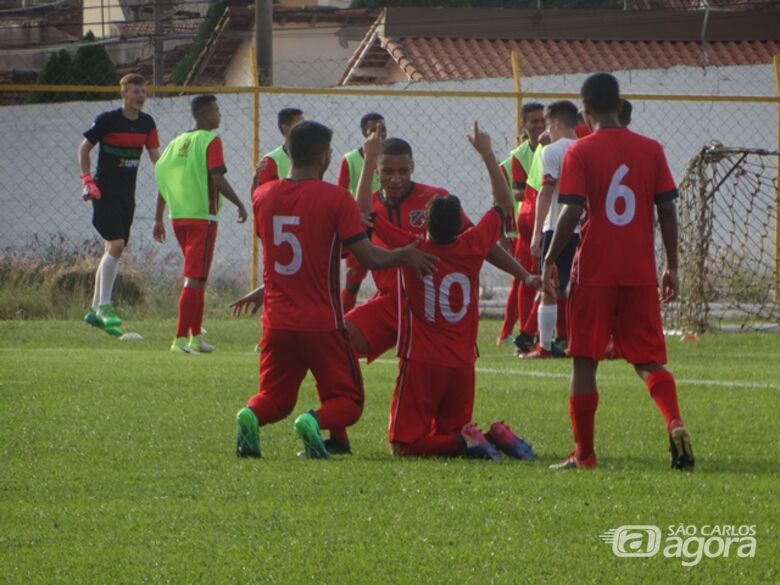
[
  {"xmin": 341, "ymin": 35, "xmax": 780, "ymax": 84},
  {"xmin": 396, "ymin": 38, "xmax": 780, "ymax": 80}
]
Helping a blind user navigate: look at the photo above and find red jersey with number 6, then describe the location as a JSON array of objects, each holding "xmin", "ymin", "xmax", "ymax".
[
  {"xmin": 372, "ymin": 207, "xmax": 504, "ymax": 367},
  {"xmin": 558, "ymin": 127, "xmax": 677, "ymax": 287},
  {"xmin": 253, "ymin": 179, "xmax": 367, "ymax": 331}
]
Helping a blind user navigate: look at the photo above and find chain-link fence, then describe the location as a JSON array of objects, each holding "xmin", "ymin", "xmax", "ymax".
[{"xmin": 1, "ymin": 62, "xmax": 779, "ymax": 326}]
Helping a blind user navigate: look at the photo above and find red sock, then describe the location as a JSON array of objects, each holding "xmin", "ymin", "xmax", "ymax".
[
  {"xmin": 190, "ymin": 287, "xmax": 205, "ymax": 336},
  {"xmin": 570, "ymin": 392, "xmax": 599, "ymax": 460},
  {"xmin": 518, "ymin": 280, "xmax": 536, "ymax": 327},
  {"xmin": 522, "ymin": 297, "xmax": 539, "ymax": 338},
  {"xmin": 341, "ymin": 289, "xmax": 357, "ymax": 313},
  {"xmin": 176, "ymin": 287, "xmax": 199, "ymax": 338},
  {"xmin": 645, "ymin": 369, "xmax": 682, "ymax": 432},
  {"xmin": 499, "ymin": 279, "xmax": 520, "ymax": 340},
  {"xmin": 400, "ymin": 434, "xmax": 464, "ymax": 457},
  {"xmin": 329, "ymin": 427, "xmax": 349, "ymax": 444},
  {"xmin": 247, "ymin": 393, "xmax": 291, "ymax": 426},
  {"xmin": 315, "ymin": 397, "xmax": 362, "ymax": 430},
  {"xmin": 557, "ymin": 298, "xmax": 568, "ymax": 340}
]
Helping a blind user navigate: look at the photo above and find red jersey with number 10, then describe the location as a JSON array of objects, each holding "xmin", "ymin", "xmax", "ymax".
[
  {"xmin": 373, "ymin": 207, "xmax": 504, "ymax": 367},
  {"xmin": 558, "ymin": 128, "xmax": 677, "ymax": 287},
  {"xmin": 253, "ymin": 179, "xmax": 367, "ymax": 331}
]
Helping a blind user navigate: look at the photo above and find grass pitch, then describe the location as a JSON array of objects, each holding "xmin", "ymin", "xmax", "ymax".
[{"xmin": 1, "ymin": 318, "xmax": 778, "ymax": 584}]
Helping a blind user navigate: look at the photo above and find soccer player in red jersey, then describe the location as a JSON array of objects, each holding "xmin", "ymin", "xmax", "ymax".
[
  {"xmin": 232, "ymin": 121, "xmax": 437, "ymax": 459},
  {"xmin": 249, "ymin": 108, "xmax": 304, "ymax": 191},
  {"xmin": 337, "ymin": 113, "xmax": 387, "ymax": 313},
  {"xmin": 367, "ymin": 123, "xmax": 539, "ymax": 459},
  {"xmin": 79, "ymin": 73, "xmax": 160, "ymax": 336},
  {"xmin": 542, "ymin": 73, "xmax": 694, "ymax": 470}
]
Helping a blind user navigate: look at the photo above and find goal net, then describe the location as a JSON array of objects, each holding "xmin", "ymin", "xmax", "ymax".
[{"xmin": 663, "ymin": 145, "xmax": 780, "ymax": 333}]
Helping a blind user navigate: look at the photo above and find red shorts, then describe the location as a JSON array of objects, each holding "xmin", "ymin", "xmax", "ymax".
[
  {"xmin": 388, "ymin": 359, "xmax": 475, "ymax": 444},
  {"xmin": 172, "ymin": 219, "xmax": 217, "ymax": 279},
  {"xmin": 345, "ymin": 292, "xmax": 398, "ymax": 362},
  {"xmin": 258, "ymin": 327, "xmax": 364, "ymax": 412},
  {"xmin": 567, "ymin": 284, "xmax": 667, "ymax": 364}
]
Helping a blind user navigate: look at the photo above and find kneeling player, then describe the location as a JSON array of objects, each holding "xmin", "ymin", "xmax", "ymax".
[{"xmin": 368, "ymin": 123, "xmax": 539, "ymax": 460}]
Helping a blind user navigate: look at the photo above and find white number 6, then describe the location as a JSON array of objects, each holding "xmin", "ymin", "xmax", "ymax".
[{"xmin": 606, "ymin": 164, "xmax": 636, "ymax": 226}]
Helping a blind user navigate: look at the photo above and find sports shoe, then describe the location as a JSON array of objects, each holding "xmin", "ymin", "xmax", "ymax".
[
  {"xmin": 323, "ymin": 438, "xmax": 352, "ymax": 455},
  {"xmin": 236, "ymin": 407, "xmax": 261, "ymax": 458},
  {"xmin": 485, "ymin": 421, "xmax": 535, "ymax": 460},
  {"xmin": 294, "ymin": 410, "xmax": 330, "ymax": 459},
  {"xmin": 549, "ymin": 451, "xmax": 597, "ymax": 470},
  {"xmin": 496, "ymin": 335, "xmax": 515, "ymax": 346},
  {"xmin": 85, "ymin": 309, "xmax": 122, "ymax": 336},
  {"xmin": 460, "ymin": 423, "xmax": 502, "ymax": 461},
  {"xmin": 170, "ymin": 337, "xmax": 193, "ymax": 354},
  {"xmin": 669, "ymin": 422, "xmax": 695, "ymax": 471},
  {"xmin": 513, "ymin": 331, "xmax": 535, "ymax": 354},
  {"xmin": 97, "ymin": 304, "xmax": 122, "ymax": 328},
  {"xmin": 189, "ymin": 335, "xmax": 214, "ymax": 353},
  {"xmin": 518, "ymin": 345, "xmax": 552, "ymax": 360}
]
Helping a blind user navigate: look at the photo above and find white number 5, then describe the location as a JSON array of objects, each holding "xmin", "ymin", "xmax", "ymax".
[
  {"xmin": 273, "ymin": 215, "xmax": 302, "ymax": 275},
  {"xmin": 606, "ymin": 164, "xmax": 636, "ymax": 226}
]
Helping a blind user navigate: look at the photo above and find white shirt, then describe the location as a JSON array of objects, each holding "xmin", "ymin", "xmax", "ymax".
[{"xmin": 540, "ymin": 137, "xmax": 578, "ymax": 233}]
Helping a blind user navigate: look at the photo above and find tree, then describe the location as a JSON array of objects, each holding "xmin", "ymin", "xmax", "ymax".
[
  {"xmin": 70, "ymin": 31, "xmax": 119, "ymax": 100},
  {"xmin": 26, "ymin": 50, "xmax": 73, "ymax": 104}
]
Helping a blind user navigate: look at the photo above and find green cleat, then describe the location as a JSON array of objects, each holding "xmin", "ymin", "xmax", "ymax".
[
  {"xmin": 84, "ymin": 309, "xmax": 102, "ymax": 328},
  {"xmin": 97, "ymin": 304, "xmax": 122, "ymax": 328},
  {"xmin": 103, "ymin": 326, "xmax": 123, "ymax": 337},
  {"xmin": 236, "ymin": 407, "xmax": 261, "ymax": 458},
  {"xmin": 171, "ymin": 337, "xmax": 193, "ymax": 354},
  {"xmin": 294, "ymin": 410, "xmax": 330, "ymax": 459},
  {"xmin": 189, "ymin": 335, "xmax": 214, "ymax": 353}
]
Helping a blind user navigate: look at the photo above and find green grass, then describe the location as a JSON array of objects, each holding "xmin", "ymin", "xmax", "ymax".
[{"xmin": 1, "ymin": 318, "xmax": 778, "ymax": 584}]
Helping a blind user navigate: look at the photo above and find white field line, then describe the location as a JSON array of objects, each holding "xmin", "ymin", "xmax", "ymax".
[{"xmin": 374, "ymin": 359, "xmax": 780, "ymax": 391}]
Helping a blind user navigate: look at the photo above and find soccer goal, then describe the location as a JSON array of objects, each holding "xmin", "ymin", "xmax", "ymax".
[{"xmin": 662, "ymin": 145, "xmax": 780, "ymax": 333}]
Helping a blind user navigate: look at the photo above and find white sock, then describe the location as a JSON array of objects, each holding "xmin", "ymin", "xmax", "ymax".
[
  {"xmin": 538, "ymin": 304, "xmax": 558, "ymax": 351},
  {"xmin": 98, "ymin": 253, "xmax": 119, "ymax": 307},
  {"xmin": 91, "ymin": 261, "xmax": 102, "ymax": 310}
]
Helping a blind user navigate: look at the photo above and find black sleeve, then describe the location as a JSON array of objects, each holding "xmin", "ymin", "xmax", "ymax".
[{"xmin": 83, "ymin": 111, "xmax": 110, "ymax": 145}]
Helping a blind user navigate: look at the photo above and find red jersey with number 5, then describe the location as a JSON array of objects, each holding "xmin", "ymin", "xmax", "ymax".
[
  {"xmin": 558, "ymin": 128, "xmax": 677, "ymax": 286},
  {"xmin": 373, "ymin": 207, "xmax": 504, "ymax": 367},
  {"xmin": 253, "ymin": 179, "xmax": 367, "ymax": 331}
]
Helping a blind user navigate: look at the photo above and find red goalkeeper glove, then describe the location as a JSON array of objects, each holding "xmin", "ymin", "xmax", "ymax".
[{"xmin": 81, "ymin": 173, "xmax": 101, "ymax": 201}]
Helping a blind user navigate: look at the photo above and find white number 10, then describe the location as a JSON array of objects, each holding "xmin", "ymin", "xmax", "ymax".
[{"xmin": 423, "ymin": 273, "xmax": 470, "ymax": 324}]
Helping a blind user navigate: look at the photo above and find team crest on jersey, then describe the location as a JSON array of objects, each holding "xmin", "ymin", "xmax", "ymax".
[{"xmin": 409, "ymin": 209, "xmax": 426, "ymax": 228}]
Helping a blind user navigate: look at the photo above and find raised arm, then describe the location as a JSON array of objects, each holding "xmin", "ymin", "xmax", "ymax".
[
  {"xmin": 467, "ymin": 121, "xmax": 513, "ymax": 217},
  {"xmin": 355, "ymin": 130, "xmax": 382, "ymax": 215}
]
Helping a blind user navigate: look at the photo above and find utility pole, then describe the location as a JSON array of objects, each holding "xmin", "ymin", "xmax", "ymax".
[
  {"xmin": 255, "ymin": 0, "xmax": 273, "ymax": 86},
  {"xmin": 153, "ymin": 0, "xmax": 171, "ymax": 88}
]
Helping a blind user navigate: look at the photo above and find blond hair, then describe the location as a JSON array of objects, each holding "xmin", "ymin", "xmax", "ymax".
[{"xmin": 120, "ymin": 73, "xmax": 146, "ymax": 89}]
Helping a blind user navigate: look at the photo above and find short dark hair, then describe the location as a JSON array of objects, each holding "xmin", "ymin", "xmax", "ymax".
[
  {"xmin": 278, "ymin": 108, "xmax": 303, "ymax": 131},
  {"xmin": 288, "ymin": 121, "xmax": 332, "ymax": 166},
  {"xmin": 545, "ymin": 100, "xmax": 579, "ymax": 128},
  {"xmin": 191, "ymin": 94, "xmax": 217, "ymax": 118},
  {"xmin": 521, "ymin": 102, "xmax": 544, "ymax": 120},
  {"xmin": 360, "ymin": 112, "xmax": 385, "ymax": 133},
  {"xmin": 619, "ymin": 99, "xmax": 633, "ymax": 127},
  {"xmin": 381, "ymin": 137, "xmax": 413, "ymax": 158},
  {"xmin": 581, "ymin": 72, "xmax": 621, "ymax": 114},
  {"xmin": 427, "ymin": 195, "xmax": 462, "ymax": 244}
]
